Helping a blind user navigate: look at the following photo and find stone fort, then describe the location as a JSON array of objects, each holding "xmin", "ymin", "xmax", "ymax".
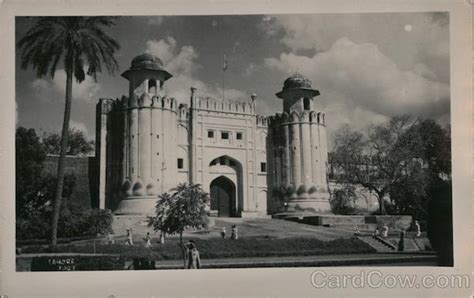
[{"xmin": 96, "ymin": 53, "xmax": 333, "ymax": 220}]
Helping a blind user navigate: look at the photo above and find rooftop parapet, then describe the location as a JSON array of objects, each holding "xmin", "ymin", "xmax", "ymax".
[
  {"xmin": 268, "ymin": 110, "xmax": 326, "ymax": 125},
  {"xmin": 195, "ymin": 96, "xmax": 255, "ymax": 115},
  {"xmin": 112, "ymin": 94, "xmax": 178, "ymax": 111}
]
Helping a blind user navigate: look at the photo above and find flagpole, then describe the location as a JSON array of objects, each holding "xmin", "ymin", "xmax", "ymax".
[{"xmin": 222, "ymin": 54, "xmax": 227, "ymax": 101}]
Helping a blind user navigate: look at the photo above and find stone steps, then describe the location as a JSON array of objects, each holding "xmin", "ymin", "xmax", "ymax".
[{"xmin": 358, "ymin": 236, "xmax": 396, "ymax": 252}]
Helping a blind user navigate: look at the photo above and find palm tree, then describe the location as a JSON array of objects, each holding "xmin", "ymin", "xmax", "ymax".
[{"xmin": 18, "ymin": 17, "xmax": 120, "ymax": 245}]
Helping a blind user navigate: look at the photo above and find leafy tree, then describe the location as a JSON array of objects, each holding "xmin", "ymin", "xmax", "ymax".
[
  {"xmin": 148, "ymin": 183, "xmax": 209, "ymax": 268},
  {"xmin": 16, "ymin": 173, "xmax": 78, "ymax": 240},
  {"xmin": 389, "ymin": 119, "xmax": 451, "ymax": 220},
  {"xmin": 16, "ymin": 127, "xmax": 47, "ymax": 219},
  {"xmin": 18, "ymin": 17, "xmax": 120, "ymax": 245},
  {"xmin": 43, "ymin": 128, "xmax": 94, "ymax": 156},
  {"xmin": 332, "ymin": 116, "xmax": 451, "ymax": 219},
  {"xmin": 331, "ymin": 116, "xmax": 414, "ymax": 214}
]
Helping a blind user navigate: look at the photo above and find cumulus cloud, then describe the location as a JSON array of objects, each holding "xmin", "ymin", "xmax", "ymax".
[
  {"xmin": 262, "ymin": 13, "xmax": 450, "ymax": 83},
  {"xmin": 145, "ymin": 37, "xmax": 247, "ymax": 103},
  {"xmin": 30, "ymin": 70, "xmax": 101, "ymax": 103},
  {"xmin": 264, "ymin": 36, "xmax": 450, "ymax": 135}
]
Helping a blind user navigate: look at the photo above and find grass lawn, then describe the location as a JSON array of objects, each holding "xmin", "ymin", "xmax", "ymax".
[{"xmin": 20, "ymin": 236, "xmax": 375, "ymax": 260}]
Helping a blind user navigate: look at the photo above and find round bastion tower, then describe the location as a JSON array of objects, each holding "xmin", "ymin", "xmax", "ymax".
[
  {"xmin": 113, "ymin": 53, "xmax": 179, "ymax": 215},
  {"xmin": 269, "ymin": 73, "xmax": 331, "ymax": 213}
]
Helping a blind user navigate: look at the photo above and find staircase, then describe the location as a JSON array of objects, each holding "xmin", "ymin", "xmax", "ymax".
[
  {"xmin": 358, "ymin": 236, "xmax": 396, "ymax": 252},
  {"xmin": 358, "ymin": 235, "xmax": 424, "ymax": 253}
]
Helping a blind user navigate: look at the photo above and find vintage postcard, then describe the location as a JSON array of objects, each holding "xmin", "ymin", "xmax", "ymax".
[{"xmin": 1, "ymin": 0, "xmax": 472, "ymax": 296}]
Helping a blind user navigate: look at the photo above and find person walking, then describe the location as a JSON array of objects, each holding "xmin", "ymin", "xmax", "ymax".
[
  {"xmin": 415, "ymin": 220, "xmax": 421, "ymax": 237},
  {"xmin": 125, "ymin": 228, "xmax": 134, "ymax": 245},
  {"xmin": 186, "ymin": 240, "xmax": 201, "ymax": 269},
  {"xmin": 144, "ymin": 232, "xmax": 152, "ymax": 248},
  {"xmin": 398, "ymin": 230, "xmax": 405, "ymax": 252}
]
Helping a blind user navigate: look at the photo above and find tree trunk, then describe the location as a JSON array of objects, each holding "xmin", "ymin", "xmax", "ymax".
[
  {"xmin": 51, "ymin": 67, "xmax": 73, "ymax": 246},
  {"xmin": 180, "ymin": 232, "xmax": 186, "ymax": 269},
  {"xmin": 377, "ymin": 191, "xmax": 386, "ymax": 215}
]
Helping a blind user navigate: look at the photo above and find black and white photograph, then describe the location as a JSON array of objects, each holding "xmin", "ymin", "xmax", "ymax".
[{"xmin": 2, "ymin": 0, "xmax": 472, "ymax": 296}]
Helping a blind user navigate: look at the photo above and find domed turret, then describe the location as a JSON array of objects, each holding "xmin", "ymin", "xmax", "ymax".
[
  {"xmin": 122, "ymin": 53, "xmax": 172, "ymax": 81},
  {"xmin": 276, "ymin": 73, "xmax": 320, "ymax": 99},
  {"xmin": 282, "ymin": 73, "xmax": 312, "ymax": 90},
  {"xmin": 122, "ymin": 53, "xmax": 173, "ymax": 99},
  {"xmin": 276, "ymin": 73, "xmax": 320, "ymax": 114}
]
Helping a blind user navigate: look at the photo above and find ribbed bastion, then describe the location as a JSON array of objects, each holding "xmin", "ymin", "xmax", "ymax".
[{"xmin": 267, "ymin": 72, "xmax": 331, "ymax": 214}]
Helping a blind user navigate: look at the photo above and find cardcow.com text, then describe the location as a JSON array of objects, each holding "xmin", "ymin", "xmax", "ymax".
[{"xmin": 310, "ymin": 270, "xmax": 471, "ymax": 289}]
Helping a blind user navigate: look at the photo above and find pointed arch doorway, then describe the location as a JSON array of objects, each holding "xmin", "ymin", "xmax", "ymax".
[{"xmin": 210, "ymin": 176, "xmax": 236, "ymax": 217}]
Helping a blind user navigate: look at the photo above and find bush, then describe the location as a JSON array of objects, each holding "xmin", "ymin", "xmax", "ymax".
[
  {"xmin": 17, "ymin": 204, "xmax": 113, "ymax": 240},
  {"xmin": 330, "ymin": 186, "xmax": 356, "ymax": 215},
  {"xmin": 83, "ymin": 209, "xmax": 113, "ymax": 236}
]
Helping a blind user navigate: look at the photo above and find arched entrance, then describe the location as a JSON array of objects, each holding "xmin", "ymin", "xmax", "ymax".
[{"xmin": 210, "ymin": 176, "xmax": 236, "ymax": 217}]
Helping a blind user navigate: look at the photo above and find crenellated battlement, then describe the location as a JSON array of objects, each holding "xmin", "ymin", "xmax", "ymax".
[
  {"xmin": 268, "ymin": 110, "xmax": 326, "ymax": 126},
  {"xmin": 110, "ymin": 94, "xmax": 180, "ymax": 112},
  {"xmin": 194, "ymin": 96, "xmax": 255, "ymax": 115}
]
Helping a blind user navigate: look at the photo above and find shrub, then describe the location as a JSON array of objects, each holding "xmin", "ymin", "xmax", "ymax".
[
  {"xmin": 83, "ymin": 209, "xmax": 113, "ymax": 236},
  {"xmin": 330, "ymin": 186, "xmax": 356, "ymax": 215}
]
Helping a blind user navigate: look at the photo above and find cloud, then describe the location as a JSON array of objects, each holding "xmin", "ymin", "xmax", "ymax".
[
  {"xmin": 264, "ymin": 37, "xmax": 450, "ymax": 133},
  {"xmin": 145, "ymin": 37, "xmax": 247, "ymax": 103},
  {"xmin": 30, "ymin": 70, "xmax": 101, "ymax": 103},
  {"xmin": 261, "ymin": 13, "xmax": 450, "ymax": 83}
]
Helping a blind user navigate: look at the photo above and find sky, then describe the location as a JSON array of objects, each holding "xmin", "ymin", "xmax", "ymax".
[{"xmin": 15, "ymin": 13, "xmax": 450, "ymax": 147}]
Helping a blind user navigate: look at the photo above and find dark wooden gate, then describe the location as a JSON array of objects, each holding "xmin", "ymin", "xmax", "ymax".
[{"xmin": 210, "ymin": 176, "xmax": 235, "ymax": 217}]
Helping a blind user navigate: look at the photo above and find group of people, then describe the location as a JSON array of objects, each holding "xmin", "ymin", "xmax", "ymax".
[
  {"xmin": 220, "ymin": 225, "xmax": 239, "ymax": 240},
  {"xmin": 113, "ymin": 225, "xmax": 241, "ymax": 270},
  {"xmin": 352, "ymin": 220, "xmax": 423, "ymax": 252}
]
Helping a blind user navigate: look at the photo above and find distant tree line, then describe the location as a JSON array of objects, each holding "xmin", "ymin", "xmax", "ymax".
[{"xmin": 42, "ymin": 129, "xmax": 94, "ymax": 156}]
